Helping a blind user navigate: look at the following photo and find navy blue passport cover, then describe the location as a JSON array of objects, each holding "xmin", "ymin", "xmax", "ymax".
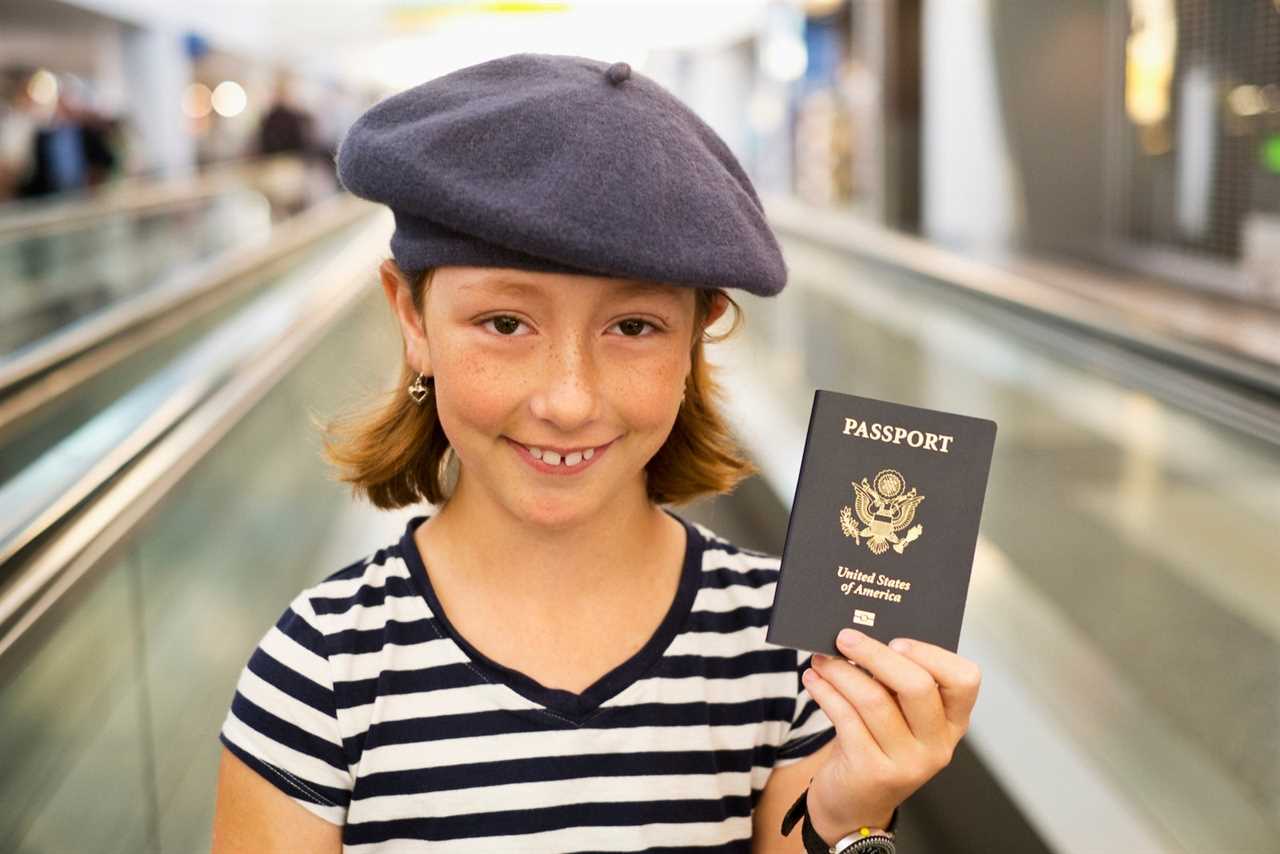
[{"xmin": 766, "ymin": 389, "xmax": 997, "ymax": 655}]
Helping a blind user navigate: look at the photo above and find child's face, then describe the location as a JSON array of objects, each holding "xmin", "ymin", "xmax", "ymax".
[{"xmin": 392, "ymin": 264, "xmax": 702, "ymax": 527}]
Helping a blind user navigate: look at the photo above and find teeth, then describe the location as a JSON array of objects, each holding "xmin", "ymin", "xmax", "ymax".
[{"xmin": 519, "ymin": 441, "xmax": 596, "ymax": 467}]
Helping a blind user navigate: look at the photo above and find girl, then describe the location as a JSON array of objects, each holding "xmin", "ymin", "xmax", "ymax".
[{"xmin": 211, "ymin": 53, "xmax": 980, "ymax": 854}]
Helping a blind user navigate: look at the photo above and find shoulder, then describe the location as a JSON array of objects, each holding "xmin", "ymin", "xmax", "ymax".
[
  {"xmin": 681, "ymin": 516, "xmax": 813, "ymax": 667},
  {"xmin": 681, "ymin": 516, "xmax": 787, "ymax": 627},
  {"xmin": 282, "ymin": 520, "xmax": 429, "ymax": 651},
  {"xmin": 685, "ymin": 516, "xmax": 782, "ymax": 583}
]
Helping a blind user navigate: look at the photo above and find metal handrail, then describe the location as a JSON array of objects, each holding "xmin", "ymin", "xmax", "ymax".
[
  {"xmin": 761, "ymin": 193, "xmax": 1280, "ymax": 400},
  {"xmin": 0, "ymin": 154, "xmax": 304, "ymax": 242},
  {"xmin": 0, "ymin": 192, "xmax": 373, "ymax": 438},
  {"xmin": 715, "ymin": 262, "xmax": 1278, "ymax": 852},
  {"xmin": 0, "ymin": 207, "xmax": 393, "ymax": 658}
]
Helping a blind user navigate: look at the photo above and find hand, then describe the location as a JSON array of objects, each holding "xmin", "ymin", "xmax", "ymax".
[{"xmin": 801, "ymin": 629, "xmax": 981, "ymax": 843}]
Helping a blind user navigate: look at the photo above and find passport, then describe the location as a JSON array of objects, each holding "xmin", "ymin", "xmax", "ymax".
[{"xmin": 766, "ymin": 389, "xmax": 997, "ymax": 656}]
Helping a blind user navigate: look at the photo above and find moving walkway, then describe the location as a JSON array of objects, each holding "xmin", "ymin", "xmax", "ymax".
[{"xmin": 0, "ymin": 184, "xmax": 1275, "ymax": 853}]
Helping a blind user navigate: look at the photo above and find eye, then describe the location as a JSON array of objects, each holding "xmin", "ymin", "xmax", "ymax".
[
  {"xmin": 478, "ymin": 315, "xmax": 661, "ymax": 337},
  {"xmin": 479, "ymin": 315, "xmax": 529, "ymax": 336},
  {"xmin": 611, "ymin": 318, "xmax": 660, "ymax": 337}
]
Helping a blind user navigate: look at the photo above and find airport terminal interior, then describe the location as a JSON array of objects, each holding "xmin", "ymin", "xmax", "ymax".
[{"xmin": 1, "ymin": 1, "xmax": 1278, "ymax": 852}]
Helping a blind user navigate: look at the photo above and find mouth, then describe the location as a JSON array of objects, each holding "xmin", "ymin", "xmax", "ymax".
[{"xmin": 505, "ymin": 436, "xmax": 615, "ymax": 475}]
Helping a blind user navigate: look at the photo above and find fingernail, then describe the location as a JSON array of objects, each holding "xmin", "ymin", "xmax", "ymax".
[
  {"xmin": 890, "ymin": 638, "xmax": 910, "ymax": 653},
  {"xmin": 838, "ymin": 628, "xmax": 863, "ymax": 647}
]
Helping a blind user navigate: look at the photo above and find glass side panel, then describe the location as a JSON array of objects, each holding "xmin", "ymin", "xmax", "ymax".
[
  {"xmin": 0, "ymin": 285, "xmax": 400, "ymax": 852},
  {"xmin": 135, "ymin": 290, "xmax": 398, "ymax": 852},
  {"xmin": 729, "ymin": 235, "xmax": 1280, "ymax": 846},
  {"xmin": 0, "ymin": 550, "xmax": 155, "ymax": 853},
  {"xmin": 0, "ymin": 216, "xmax": 372, "ymax": 488},
  {"xmin": 0, "ymin": 189, "xmax": 271, "ymax": 356}
]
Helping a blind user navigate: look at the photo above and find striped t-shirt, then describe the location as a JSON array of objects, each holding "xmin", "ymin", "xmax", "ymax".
[{"xmin": 219, "ymin": 507, "xmax": 835, "ymax": 852}]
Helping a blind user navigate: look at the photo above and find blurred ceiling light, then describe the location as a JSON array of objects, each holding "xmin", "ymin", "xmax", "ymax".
[
  {"xmin": 1228, "ymin": 85, "xmax": 1266, "ymax": 117},
  {"xmin": 483, "ymin": 1, "xmax": 569, "ymax": 10},
  {"xmin": 27, "ymin": 69, "xmax": 59, "ymax": 106},
  {"xmin": 211, "ymin": 80, "xmax": 248, "ymax": 117},
  {"xmin": 1125, "ymin": 0, "xmax": 1176, "ymax": 127},
  {"xmin": 182, "ymin": 83, "xmax": 214, "ymax": 118},
  {"xmin": 762, "ymin": 35, "xmax": 807, "ymax": 82},
  {"xmin": 390, "ymin": 1, "xmax": 568, "ymax": 33},
  {"xmin": 362, "ymin": 2, "xmax": 768, "ymax": 91},
  {"xmin": 760, "ymin": 2, "xmax": 807, "ymax": 83}
]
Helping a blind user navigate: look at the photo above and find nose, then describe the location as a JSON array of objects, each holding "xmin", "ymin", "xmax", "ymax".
[{"xmin": 528, "ymin": 332, "xmax": 599, "ymax": 429}]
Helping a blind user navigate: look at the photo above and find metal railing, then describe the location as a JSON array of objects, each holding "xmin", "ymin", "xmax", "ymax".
[
  {"xmin": 762, "ymin": 194, "xmax": 1280, "ymax": 402},
  {"xmin": 0, "ymin": 193, "xmax": 371, "ymax": 441},
  {"xmin": 727, "ymin": 198, "xmax": 1280, "ymax": 852},
  {"xmin": 0, "ymin": 154, "xmax": 309, "ymax": 242},
  {"xmin": 0, "ymin": 205, "xmax": 392, "ymax": 660}
]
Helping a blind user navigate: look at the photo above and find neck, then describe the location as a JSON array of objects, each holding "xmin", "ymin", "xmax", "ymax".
[{"xmin": 417, "ymin": 473, "xmax": 682, "ymax": 613}]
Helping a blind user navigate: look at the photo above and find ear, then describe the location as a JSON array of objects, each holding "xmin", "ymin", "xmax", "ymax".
[
  {"xmin": 379, "ymin": 259, "xmax": 432, "ymax": 375},
  {"xmin": 702, "ymin": 290, "xmax": 730, "ymax": 329}
]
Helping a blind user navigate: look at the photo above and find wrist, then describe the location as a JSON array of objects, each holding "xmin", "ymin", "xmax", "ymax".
[{"xmin": 807, "ymin": 796, "xmax": 895, "ymax": 846}]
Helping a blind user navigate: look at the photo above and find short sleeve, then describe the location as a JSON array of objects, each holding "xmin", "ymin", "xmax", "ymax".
[
  {"xmin": 219, "ymin": 590, "xmax": 352, "ymax": 825},
  {"xmin": 775, "ymin": 648, "xmax": 837, "ymax": 767}
]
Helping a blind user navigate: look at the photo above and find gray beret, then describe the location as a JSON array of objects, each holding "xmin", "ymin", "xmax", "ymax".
[{"xmin": 335, "ymin": 52, "xmax": 787, "ymax": 297}]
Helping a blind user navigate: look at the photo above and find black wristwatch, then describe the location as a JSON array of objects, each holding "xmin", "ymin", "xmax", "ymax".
[{"xmin": 780, "ymin": 785, "xmax": 898, "ymax": 854}]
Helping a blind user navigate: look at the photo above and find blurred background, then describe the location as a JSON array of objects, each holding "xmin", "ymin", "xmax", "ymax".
[{"xmin": 1, "ymin": 1, "xmax": 1277, "ymax": 852}]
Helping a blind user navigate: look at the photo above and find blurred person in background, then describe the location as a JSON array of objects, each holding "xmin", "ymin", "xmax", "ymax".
[
  {"xmin": 60, "ymin": 73, "xmax": 121, "ymax": 188},
  {"xmin": 258, "ymin": 73, "xmax": 316, "ymax": 158},
  {"xmin": 20, "ymin": 91, "xmax": 87, "ymax": 198},
  {"xmin": 1, "ymin": 69, "xmax": 122, "ymax": 200},
  {"xmin": 0, "ymin": 68, "xmax": 42, "ymax": 203},
  {"xmin": 256, "ymin": 72, "xmax": 320, "ymax": 216}
]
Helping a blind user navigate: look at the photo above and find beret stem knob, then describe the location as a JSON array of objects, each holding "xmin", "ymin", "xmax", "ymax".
[{"xmin": 605, "ymin": 62, "xmax": 631, "ymax": 85}]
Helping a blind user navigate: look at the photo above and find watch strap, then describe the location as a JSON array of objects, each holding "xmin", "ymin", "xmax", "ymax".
[{"xmin": 780, "ymin": 785, "xmax": 899, "ymax": 854}]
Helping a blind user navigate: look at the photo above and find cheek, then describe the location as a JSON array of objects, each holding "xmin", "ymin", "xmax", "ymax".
[
  {"xmin": 430, "ymin": 339, "xmax": 518, "ymax": 435},
  {"xmin": 609, "ymin": 350, "xmax": 687, "ymax": 422}
]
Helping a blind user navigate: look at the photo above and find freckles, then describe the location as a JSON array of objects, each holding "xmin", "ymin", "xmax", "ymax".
[
  {"xmin": 609, "ymin": 355, "xmax": 685, "ymax": 453},
  {"xmin": 433, "ymin": 342, "xmax": 513, "ymax": 427},
  {"xmin": 443, "ymin": 371, "xmax": 509, "ymax": 425},
  {"xmin": 615, "ymin": 357, "xmax": 681, "ymax": 411}
]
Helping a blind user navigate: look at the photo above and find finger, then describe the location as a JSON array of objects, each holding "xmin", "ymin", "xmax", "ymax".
[
  {"xmin": 801, "ymin": 658, "xmax": 888, "ymax": 764},
  {"xmin": 886, "ymin": 638, "xmax": 981, "ymax": 730},
  {"xmin": 835, "ymin": 629, "xmax": 949, "ymax": 744},
  {"xmin": 811, "ymin": 653, "xmax": 915, "ymax": 760}
]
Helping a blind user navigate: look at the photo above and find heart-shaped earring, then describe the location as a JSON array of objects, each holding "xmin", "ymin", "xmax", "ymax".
[{"xmin": 408, "ymin": 373, "xmax": 431, "ymax": 404}]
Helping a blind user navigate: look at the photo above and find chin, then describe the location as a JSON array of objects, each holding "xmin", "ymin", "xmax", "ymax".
[{"xmin": 511, "ymin": 495, "xmax": 605, "ymax": 530}]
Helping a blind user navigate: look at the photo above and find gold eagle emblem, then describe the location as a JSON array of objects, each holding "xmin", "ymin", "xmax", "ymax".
[{"xmin": 839, "ymin": 468, "xmax": 924, "ymax": 555}]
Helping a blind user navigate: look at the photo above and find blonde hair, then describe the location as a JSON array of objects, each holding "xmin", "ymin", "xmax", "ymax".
[{"xmin": 320, "ymin": 260, "xmax": 759, "ymax": 509}]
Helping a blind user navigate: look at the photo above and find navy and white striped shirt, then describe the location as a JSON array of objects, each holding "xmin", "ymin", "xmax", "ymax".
[{"xmin": 219, "ymin": 508, "xmax": 835, "ymax": 852}]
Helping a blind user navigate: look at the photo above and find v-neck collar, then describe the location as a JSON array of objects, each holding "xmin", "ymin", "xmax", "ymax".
[{"xmin": 399, "ymin": 506, "xmax": 704, "ymax": 724}]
